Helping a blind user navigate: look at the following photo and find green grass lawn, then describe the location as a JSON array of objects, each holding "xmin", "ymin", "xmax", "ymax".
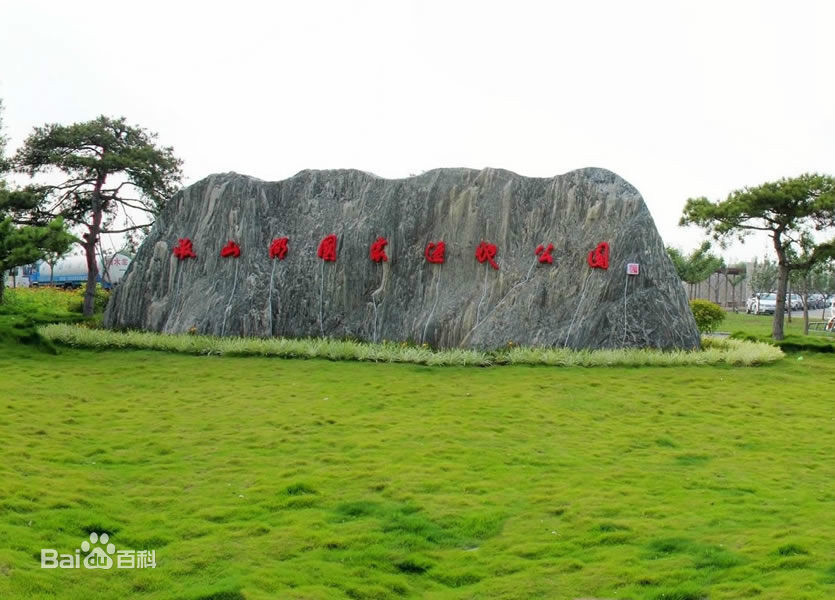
[
  {"xmin": 1, "ymin": 335, "xmax": 834, "ymax": 599},
  {"xmin": 720, "ymin": 311, "xmax": 816, "ymax": 337}
]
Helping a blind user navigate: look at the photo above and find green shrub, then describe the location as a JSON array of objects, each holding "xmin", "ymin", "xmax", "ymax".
[
  {"xmin": 71, "ymin": 284, "xmax": 111, "ymax": 313},
  {"xmin": 690, "ymin": 299, "xmax": 725, "ymax": 333},
  {"xmin": 1, "ymin": 287, "xmax": 78, "ymax": 316}
]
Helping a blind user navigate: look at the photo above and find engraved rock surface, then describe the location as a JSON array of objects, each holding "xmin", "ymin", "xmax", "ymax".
[{"xmin": 104, "ymin": 167, "xmax": 700, "ymax": 350}]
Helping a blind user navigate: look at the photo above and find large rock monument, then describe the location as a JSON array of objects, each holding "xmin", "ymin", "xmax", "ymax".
[{"xmin": 104, "ymin": 167, "xmax": 701, "ymax": 350}]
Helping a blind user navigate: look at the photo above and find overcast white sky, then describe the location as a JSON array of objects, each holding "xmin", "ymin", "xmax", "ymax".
[{"xmin": 2, "ymin": 0, "xmax": 833, "ymax": 261}]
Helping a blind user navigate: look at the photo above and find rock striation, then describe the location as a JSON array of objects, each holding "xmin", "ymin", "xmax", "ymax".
[{"xmin": 104, "ymin": 167, "xmax": 701, "ymax": 350}]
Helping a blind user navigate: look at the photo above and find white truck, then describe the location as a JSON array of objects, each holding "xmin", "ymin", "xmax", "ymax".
[
  {"xmin": 26, "ymin": 253, "xmax": 132, "ymax": 289},
  {"xmin": 3, "ymin": 266, "xmax": 32, "ymax": 290}
]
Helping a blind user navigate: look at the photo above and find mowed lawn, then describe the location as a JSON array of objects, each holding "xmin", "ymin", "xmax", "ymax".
[
  {"xmin": 1, "ymin": 341, "xmax": 834, "ymax": 600},
  {"xmin": 720, "ymin": 310, "xmax": 827, "ymax": 337}
]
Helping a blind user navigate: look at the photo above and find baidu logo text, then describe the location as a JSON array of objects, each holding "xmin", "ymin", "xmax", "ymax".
[{"xmin": 41, "ymin": 532, "xmax": 156, "ymax": 570}]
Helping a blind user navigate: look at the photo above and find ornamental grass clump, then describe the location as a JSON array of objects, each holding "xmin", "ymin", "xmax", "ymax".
[{"xmin": 39, "ymin": 323, "xmax": 783, "ymax": 367}]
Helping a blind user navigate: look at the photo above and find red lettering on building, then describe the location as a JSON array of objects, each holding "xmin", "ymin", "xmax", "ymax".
[
  {"xmin": 220, "ymin": 240, "xmax": 241, "ymax": 258},
  {"xmin": 535, "ymin": 243, "xmax": 554, "ymax": 264},
  {"xmin": 587, "ymin": 242, "xmax": 609, "ymax": 269},
  {"xmin": 173, "ymin": 238, "xmax": 197, "ymax": 260},
  {"xmin": 425, "ymin": 241, "xmax": 446, "ymax": 264},
  {"xmin": 269, "ymin": 237, "xmax": 289, "ymax": 260},
  {"xmin": 370, "ymin": 237, "xmax": 388, "ymax": 263},
  {"xmin": 317, "ymin": 234, "xmax": 338, "ymax": 262},
  {"xmin": 475, "ymin": 241, "xmax": 499, "ymax": 270}
]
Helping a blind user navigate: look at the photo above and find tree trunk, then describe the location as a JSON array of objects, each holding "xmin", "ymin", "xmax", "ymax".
[
  {"xmin": 723, "ymin": 271, "xmax": 728, "ymax": 308},
  {"xmin": 49, "ymin": 262, "xmax": 55, "ymax": 286},
  {"xmin": 0, "ymin": 274, "xmax": 5, "ymax": 305},
  {"xmin": 772, "ymin": 243, "xmax": 788, "ymax": 340},
  {"xmin": 83, "ymin": 222, "xmax": 100, "ymax": 316},
  {"xmin": 83, "ymin": 180, "xmax": 105, "ymax": 317},
  {"xmin": 97, "ymin": 243, "xmax": 112, "ymax": 286},
  {"xmin": 803, "ymin": 290, "xmax": 809, "ymax": 335}
]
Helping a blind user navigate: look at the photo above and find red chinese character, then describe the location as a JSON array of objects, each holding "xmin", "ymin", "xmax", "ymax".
[
  {"xmin": 425, "ymin": 241, "xmax": 445, "ymax": 264},
  {"xmin": 220, "ymin": 240, "xmax": 241, "ymax": 258},
  {"xmin": 587, "ymin": 242, "xmax": 609, "ymax": 269},
  {"xmin": 317, "ymin": 234, "xmax": 338, "ymax": 262},
  {"xmin": 269, "ymin": 237, "xmax": 289, "ymax": 260},
  {"xmin": 370, "ymin": 237, "xmax": 388, "ymax": 263},
  {"xmin": 173, "ymin": 238, "xmax": 197, "ymax": 260},
  {"xmin": 475, "ymin": 241, "xmax": 499, "ymax": 270},
  {"xmin": 535, "ymin": 243, "xmax": 554, "ymax": 264}
]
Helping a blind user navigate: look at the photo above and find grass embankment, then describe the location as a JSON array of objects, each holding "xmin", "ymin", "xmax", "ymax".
[
  {"xmin": 0, "ymin": 342, "xmax": 833, "ymax": 600},
  {"xmin": 0, "ymin": 287, "xmax": 90, "ymax": 348},
  {"xmin": 721, "ymin": 312, "xmax": 835, "ymax": 353}
]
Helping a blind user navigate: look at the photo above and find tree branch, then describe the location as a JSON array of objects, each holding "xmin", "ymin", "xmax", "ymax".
[
  {"xmin": 101, "ymin": 181, "xmax": 138, "ymax": 197},
  {"xmin": 100, "ymin": 224, "xmax": 151, "ymax": 234},
  {"xmin": 114, "ymin": 198, "xmax": 156, "ymax": 213}
]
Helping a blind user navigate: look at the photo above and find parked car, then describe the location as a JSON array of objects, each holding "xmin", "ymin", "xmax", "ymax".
[
  {"xmin": 807, "ymin": 294, "xmax": 821, "ymax": 309},
  {"xmin": 787, "ymin": 293, "xmax": 803, "ymax": 311},
  {"xmin": 747, "ymin": 293, "xmax": 777, "ymax": 315},
  {"xmin": 808, "ymin": 293, "xmax": 830, "ymax": 310}
]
